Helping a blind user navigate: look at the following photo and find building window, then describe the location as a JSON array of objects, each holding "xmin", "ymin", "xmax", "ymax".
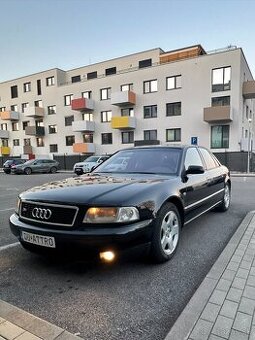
[
  {"xmin": 37, "ymin": 79, "xmax": 41, "ymax": 95},
  {"xmin": 36, "ymin": 138, "xmax": 44, "ymax": 147},
  {"xmin": 24, "ymin": 139, "xmax": 31, "ymax": 146},
  {"xmin": 2, "ymin": 139, "xmax": 8, "ymax": 147},
  {"xmin": 166, "ymin": 128, "xmax": 181, "ymax": 142},
  {"xmin": 101, "ymin": 133, "xmax": 112, "ymax": 144},
  {"xmin": 87, "ymin": 71, "xmax": 97, "ymax": 80},
  {"xmin": 66, "ymin": 135, "xmax": 75, "ymax": 146},
  {"xmin": 1, "ymin": 123, "xmax": 8, "ymax": 130},
  {"xmin": 0, "ymin": 107, "xmax": 6, "ymax": 112},
  {"xmin": 211, "ymin": 125, "xmax": 229, "ymax": 149},
  {"xmin": 166, "ymin": 102, "xmax": 181, "ymax": 116},
  {"xmin": 21, "ymin": 103, "xmax": 29, "ymax": 113},
  {"xmin": 71, "ymin": 75, "xmax": 81, "ymax": 83},
  {"xmin": 105, "ymin": 67, "xmax": 116, "ymax": 76},
  {"xmin": 121, "ymin": 108, "xmax": 134, "ymax": 117},
  {"xmin": 50, "ymin": 144, "xmax": 58, "ymax": 153},
  {"xmin": 23, "ymin": 121, "xmax": 29, "ymax": 130},
  {"xmin": 101, "ymin": 110, "xmax": 112, "ymax": 122},
  {"xmin": 23, "ymin": 82, "xmax": 31, "ymax": 92},
  {"xmin": 143, "ymin": 80, "xmax": 157, "ymax": 93},
  {"xmin": 34, "ymin": 100, "xmax": 42, "ymax": 107},
  {"xmin": 122, "ymin": 131, "xmax": 134, "ymax": 144},
  {"xmin": 144, "ymin": 130, "xmax": 157, "ymax": 140},
  {"xmin": 139, "ymin": 59, "xmax": 152, "ymax": 68},
  {"xmin": 82, "ymin": 113, "xmax": 93, "ymax": 121},
  {"xmin": 46, "ymin": 76, "xmax": 55, "ymax": 86},
  {"xmin": 83, "ymin": 133, "xmax": 93, "ymax": 143},
  {"xmin": 100, "ymin": 88, "xmax": 111, "ymax": 100},
  {"xmin": 65, "ymin": 115, "xmax": 74, "ymax": 126},
  {"xmin": 12, "ymin": 122, "xmax": 19, "ymax": 131},
  {"xmin": 11, "ymin": 85, "xmax": 18, "ymax": 98},
  {"xmin": 121, "ymin": 83, "xmax": 133, "ymax": 91},
  {"xmin": 49, "ymin": 125, "xmax": 57, "ymax": 134},
  {"xmin": 48, "ymin": 105, "xmax": 56, "ymax": 115},
  {"xmin": 212, "ymin": 66, "xmax": 231, "ymax": 92},
  {"xmin": 64, "ymin": 94, "xmax": 73, "ymax": 106},
  {"xmin": 144, "ymin": 105, "xmax": 157, "ymax": 118},
  {"xmin": 82, "ymin": 91, "xmax": 92, "ymax": 99},
  {"xmin": 13, "ymin": 139, "xmax": 20, "ymax": 146},
  {"xmin": 211, "ymin": 96, "xmax": 230, "ymax": 107},
  {"xmin": 10, "ymin": 105, "xmax": 18, "ymax": 112},
  {"xmin": 35, "ymin": 120, "xmax": 44, "ymax": 127},
  {"xmin": 166, "ymin": 75, "xmax": 181, "ymax": 90}
]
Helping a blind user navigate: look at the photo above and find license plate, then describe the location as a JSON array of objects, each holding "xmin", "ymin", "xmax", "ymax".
[{"xmin": 21, "ymin": 231, "xmax": 56, "ymax": 248}]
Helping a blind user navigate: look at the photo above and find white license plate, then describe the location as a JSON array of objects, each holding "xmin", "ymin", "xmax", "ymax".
[{"xmin": 21, "ymin": 231, "xmax": 56, "ymax": 248}]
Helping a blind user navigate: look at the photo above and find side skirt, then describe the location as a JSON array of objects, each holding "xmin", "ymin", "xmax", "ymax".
[{"xmin": 184, "ymin": 201, "xmax": 222, "ymax": 226}]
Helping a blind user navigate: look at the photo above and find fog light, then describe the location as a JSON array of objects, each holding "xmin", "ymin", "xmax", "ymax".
[{"xmin": 99, "ymin": 251, "xmax": 115, "ymax": 262}]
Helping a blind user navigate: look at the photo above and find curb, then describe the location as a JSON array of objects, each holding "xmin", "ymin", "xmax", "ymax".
[{"xmin": 164, "ymin": 210, "xmax": 255, "ymax": 340}]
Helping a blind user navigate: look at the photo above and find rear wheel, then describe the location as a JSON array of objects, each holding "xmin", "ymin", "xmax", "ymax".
[
  {"xmin": 216, "ymin": 183, "xmax": 231, "ymax": 212},
  {"xmin": 24, "ymin": 167, "xmax": 32, "ymax": 175},
  {"xmin": 150, "ymin": 203, "xmax": 181, "ymax": 263}
]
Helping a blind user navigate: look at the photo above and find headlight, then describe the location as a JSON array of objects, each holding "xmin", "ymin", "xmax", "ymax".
[
  {"xmin": 15, "ymin": 197, "xmax": 21, "ymax": 214},
  {"xmin": 83, "ymin": 207, "xmax": 139, "ymax": 223}
]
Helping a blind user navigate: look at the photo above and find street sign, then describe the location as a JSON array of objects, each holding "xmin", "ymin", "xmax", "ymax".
[{"xmin": 191, "ymin": 137, "xmax": 198, "ymax": 145}]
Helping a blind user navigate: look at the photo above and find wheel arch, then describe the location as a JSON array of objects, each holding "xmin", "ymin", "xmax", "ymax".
[{"xmin": 164, "ymin": 196, "xmax": 184, "ymax": 226}]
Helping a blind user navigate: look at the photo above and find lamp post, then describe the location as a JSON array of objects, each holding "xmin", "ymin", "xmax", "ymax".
[{"xmin": 247, "ymin": 118, "xmax": 252, "ymax": 173}]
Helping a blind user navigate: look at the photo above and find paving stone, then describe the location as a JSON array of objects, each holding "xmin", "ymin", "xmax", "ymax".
[
  {"xmin": 247, "ymin": 275, "xmax": 255, "ymax": 287},
  {"xmin": 232, "ymin": 312, "xmax": 252, "ymax": 334},
  {"xmin": 226, "ymin": 287, "xmax": 243, "ymax": 303},
  {"xmin": 219, "ymin": 300, "xmax": 238, "ymax": 319},
  {"xmin": 211, "ymin": 315, "xmax": 233, "ymax": 338},
  {"xmin": 239, "ymin": 297, "xmax": 255, "ymax": 315},
  {"xmin": 229, "ymin": 329, "xmax": 249, "ymax": 340},
  {"xmin": 231, "ymin": 255, "xmax": 242, "ymax": 263},
  {"xmin": 232, "ymin": 277, "xmax": 246, "ymax": 290},
  {"xmin": 243, "ymin": 286, "xmax": 255, "ymax": 300},
  {"xmin": 190, "ymin": 319, "xmax": 213, "ymax": 340},
  {"xmin": 201, "ymin": 303, "xmax": 221, "ymax": 323},
  {"xmin": 235, "ymin": 249, "xmax": 245, "ymax": 257},
  {"xmin": 0, "ymin": 321, "xmax": 25, "ymax": 340},
  {"xmin": 251, "ymin": 267, "xmax": 255, "ymax": 275},
  {"xmin": 15, "ymin": 332, "xmax": 42, "ymax": 340},
  {"xmin": 221, "ymin": 270, "xmax": 236, "ymax": 282},
  {"xmin": 250, "ymin": 326, "xmax": 255, "ymax": 339},
  {"xmin": 216, "ymin": 279, "xmax": 232, "ymax": 292},
  {"xmin": 240, "ymin": 260, "xmax": 252, "ymax": 270},
  {"xmin": 236, "ymin": 268, "xmax": 249, "ymax": 279},
  {"xmin": 209, "ymin": 290, "xmax": 228, "ymax": 306},
  {"xmin": 208, "ymin": 335, "xmax": 226, "ymax": 340},
  {"xmin": 243, "ymin": 254, "xmax": 254, "ymax": 262},
  {"xmin": 227, "ymin": 262, "xmax": 239, "ymax": 271}
]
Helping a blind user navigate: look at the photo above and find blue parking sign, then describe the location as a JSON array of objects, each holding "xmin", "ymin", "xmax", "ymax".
[{"xmin": 191, "ymin": 137, "xmax": 198, "ymax": 145}]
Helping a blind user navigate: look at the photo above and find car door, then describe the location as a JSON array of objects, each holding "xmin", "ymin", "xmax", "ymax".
[
  {"xmin": 32, "ymin": 160, "xmax": 44, "ymax": 173},
  {"xmin": 181, "ymin": 147, "xmax": 209, "ymax": 223}
]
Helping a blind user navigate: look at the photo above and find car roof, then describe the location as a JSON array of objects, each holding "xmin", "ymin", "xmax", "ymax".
[{"xmin": 117, "ymin": 145, "xmax": 195, "ymax": 152}]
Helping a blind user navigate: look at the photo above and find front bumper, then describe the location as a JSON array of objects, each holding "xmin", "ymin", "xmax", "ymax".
[{"xmin": 10, "ymin": 213, "xmax": 153, "ymax": 253}]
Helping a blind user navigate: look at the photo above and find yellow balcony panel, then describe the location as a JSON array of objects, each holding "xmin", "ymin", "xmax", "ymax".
[
  {"xmin": 24, "ymin": 106, "xmax": 44, "ymax": 118},
  {"xmin": 1, "ymin": 146, "xmax": 10, "ymax": 155},
  {"xmin": 111, "ymin": 91, "xmax": 136, "ymax": 106},
  {"xmin": 0, "ymin": 130, "xmax": 9, "ymax": 138},
  {"xmin": 111, "ymin": 116, "xmax": 136, "ymax": 129},
  {"xmin": 73, "ymin": 143, "xmax": 95, "ymax": 154},
  {"xmin": 0, "ymin": 111, "xmax": 19, "ymax": 120},
  {"xmin": 23, "ymin": 145, "xmax": 33, "ymax": 154},
  {"xmin": 72, "ymin": 120, "xmax": 95, "ymax": 132},
  {"xmin": 204, "ymin": 105, "xmax": 232, "ymax": 123},
  {"xmin": 243, "ymin": 81, "xmax": 255, "ymax": 99}
]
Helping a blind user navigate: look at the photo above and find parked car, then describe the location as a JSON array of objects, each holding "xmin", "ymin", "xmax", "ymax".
[
  {"xmin": 12, "ymin": 159, "xmax": 60, "ymax": 175},
  {"xmin": 73, "ymin": 155, "xmax": 110, "ymax": 175},
  {"xmin": 3, "ymin": 159, "xmax": 26, "ymax": 174},
  {"xmin": 10, "ymin": 146, "xmax": 230, "ymax": 263}
]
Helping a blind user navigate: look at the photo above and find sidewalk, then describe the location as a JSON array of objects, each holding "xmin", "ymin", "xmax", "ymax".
[{"xmin": 165, "ymin": 211, "xmax": 255, "ymax": 340}]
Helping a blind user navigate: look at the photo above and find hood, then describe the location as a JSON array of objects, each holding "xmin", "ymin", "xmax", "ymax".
[
  {"xmin": 74, "ymin": 161, "xmax": 94, "ymax": 167},
  {"xmin": 20, "ymin": 173, "xmax": 176, "ymax": 206}
]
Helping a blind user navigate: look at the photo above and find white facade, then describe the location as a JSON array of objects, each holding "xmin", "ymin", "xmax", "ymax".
[{"xmin": 0, "ymin": 45, "xmax": 254, "ymax": 159}]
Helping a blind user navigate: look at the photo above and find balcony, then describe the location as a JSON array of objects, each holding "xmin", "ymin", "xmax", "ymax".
[
  {"xmin": 0, "ymin": 111, "xmax": 19, "ymax": 120},
  {"xmin": 73, "ymin": 143, "xmax": 95, "ymax": 154},
  {"xmin": 72, "ymin": 120, "xmax": 95, "ymax": 132},
  {"xmin": 203, "ymin": 105, "xmax": 232, "ymax": 123},
  {"xmin": 23, "ymin": 145, "xmax": 33, "ymax": 154},
  {"xmin": 1, "ymin": 146, "xmax": 10, "ymax": 155},
  {"xmin": 24, "ymin": 106, "xmax": 44, "ymax": 118},
  {"xmin": 0, "ymin": 130, "xmax": 9, "ymax": 138},
  {"xmin": 243, "ymin": 81, "xmax": 255, "ymax": 99},
  {"xmin": 111, "ymin": 91, "xmax": 136, "ymax": 106},
  {"xmin": 111, "ymin": 116, "xmax": 136, "ymax": 129},
  {"xmin": 71, "ymin": 98, "xmax": 94, "ymax": 111},
  {"xmin": 25, "ymin": 126, "xmax": 45, "ymax": 136}
]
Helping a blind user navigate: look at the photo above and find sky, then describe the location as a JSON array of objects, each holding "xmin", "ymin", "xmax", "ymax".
[{"xmin": 0, "ymin": 0, "xmax": 255, "ymax": 82}]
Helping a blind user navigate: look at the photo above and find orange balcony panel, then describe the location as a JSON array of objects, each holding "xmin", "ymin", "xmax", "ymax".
[
  {"xmin": 243, "ymin": 81, "xmax": 255, "ymax": 99},
  {"xmin": 204, "ymin": 106, "xmax": 232, "ymax": 123},
  {"xmin": 1, "ymin": 146, "xmax": 10, "ymax": 155},
  {"xmin": 73, "ymin": 143, "xmax": 95, "ymax": 154},
  {"xmin": 71, "ymin": 98, "xmax": 94, "ymax": 111},
  {"xmin": 111, "ymin": 91, "xmax": 136, "ymax": 106},
  {"xmin": 0, "ymin": 111, "xmax": 19, "ymax": 120}
]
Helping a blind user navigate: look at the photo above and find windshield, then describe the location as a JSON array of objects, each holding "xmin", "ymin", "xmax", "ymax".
[
  {"xmin": 83, "ymin": 156, "xmax": 100, "ymax": 163},
  {"xmin": 23, "ymin": 160, "xmax": 34, "ymax": 165},
  {"xmin": 94, "ymin": 148, "xmax": 182, "ymax": 175}
]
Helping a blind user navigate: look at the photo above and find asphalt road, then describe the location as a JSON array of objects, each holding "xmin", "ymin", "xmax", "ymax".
[{"xmin": 0, "ymin": 172, "xmax": 254, "ymax": 340}]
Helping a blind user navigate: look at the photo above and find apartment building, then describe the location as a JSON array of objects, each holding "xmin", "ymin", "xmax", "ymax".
[{"xmin": 0, "ymin": 44, "xmax": 254, "ymax": 170}]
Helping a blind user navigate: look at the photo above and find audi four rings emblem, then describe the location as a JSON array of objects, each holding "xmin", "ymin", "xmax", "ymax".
[{"xmin": 32, "ymin": 207, "xmax": 52, "ymax": 220}]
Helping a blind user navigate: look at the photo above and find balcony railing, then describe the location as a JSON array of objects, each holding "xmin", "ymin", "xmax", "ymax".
[
  {"xmin": 0, "ymin": 130, "xmax": 9, "ymax": 138},
  {"xmin": 111, "ymin": 116, "xmax": 136, "ymax": 129},
  {"xmin": 243, "ymin": 81, "xmax": 255, "ymax": 99},
  {"xmin": 0, "ymin": 111, "xmax": 19, "ymax": 121},
  {"xmin": 73, "ymin": 143, "xmax": 95, "ymax": 154},
  {"xmin": 24, "ymin": 106, "xmax": 44, "ymax": 118},
  {"xmin": 203, "ymin": 105, "xmax": 232, "ymax": 123},
  {"xmin": 1, "ymin": 146, "xmax": 10, "ymax": 155},
  {"xmin": 111, "ymin": 91, "xmax": 136, "ymax": 106},
  {"xmin": 25, "ymin": 126, "xmax": 45, "ymax": 136},
  {"xmin": 71, "ymin": 98, "xmax": 94, "ymax": 111},
  {"xmin": 72, "ymin": 120, "xmax": 95, "ymax": 132}
]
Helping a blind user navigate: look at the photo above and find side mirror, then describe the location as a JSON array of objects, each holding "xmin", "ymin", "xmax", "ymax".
[
  {"xmin": 90, "ymin": 165, "xmax": 97, "ymax": 172},
  {"xmin": 186, "ymin": 165, "xmax": 205, "ymax": 175}
]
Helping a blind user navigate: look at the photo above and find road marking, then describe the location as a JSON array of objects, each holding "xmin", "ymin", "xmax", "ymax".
[
  {"xmin": 0, "ymin": 207, "xmax": 15, "ymax": 212},
  {"xmin": 0, "ymin": 242, "xmax": 20, "ymax": 252}
]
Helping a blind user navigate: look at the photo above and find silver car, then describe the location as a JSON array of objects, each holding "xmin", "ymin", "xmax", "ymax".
[
  {"xmin": 73, "ymin": 155, "xmax": 110, "ymax": 175},
  {"xmin": 12, "ymin": 159, "xmax": 60, "ymax": 175}
]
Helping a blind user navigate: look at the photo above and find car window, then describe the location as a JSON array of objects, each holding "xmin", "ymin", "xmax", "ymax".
[
  {"xmin": 184, "ymin": 148, "xmax": 203, "ymax": 169},
  {"xmin": 199, "ymin": 148, "xmax": 217, "ymax": 170}
]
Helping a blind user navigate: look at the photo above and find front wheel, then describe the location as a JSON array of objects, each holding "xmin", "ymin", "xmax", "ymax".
[
  {"xmin": 50, "ymin": 166, "xmax": 57, "ymax": 173},
  {"xmin": 150, "ymin": 203, "xmax": 181, "ymax": 263},
  {"xmin": 24, "ymin": 167, "xmax": 32, "ymax": 175},
  {"xmin": 216, "ymin": 183, "xmax": 231, "ymax": 212}
]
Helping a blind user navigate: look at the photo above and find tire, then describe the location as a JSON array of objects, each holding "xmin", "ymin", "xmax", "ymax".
[
  {"xmin": 24, "ymin": 167, "xmax": 32, "ymax": 175},
  {"xmin": 216, "ymin": 183, "xmax": 231, "ymax": 212},
  {"xmin": 150, "ymin": 203, "xmax": 181, "ymax": 263},
  {"xmin": 50, "ymin": 166, "xmax": 57, "ymax": 174}
]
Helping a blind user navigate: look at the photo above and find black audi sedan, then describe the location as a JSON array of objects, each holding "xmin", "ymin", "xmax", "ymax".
[{"xmin": 10, "ymin": 146, "xmax": 231, "ymax": 263}]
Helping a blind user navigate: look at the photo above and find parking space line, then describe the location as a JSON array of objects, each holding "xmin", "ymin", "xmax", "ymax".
[
  {"xmin": 0, "ymin": 208, "xmax": 15, "ymax": 212},
  {"xmin": 0, "ymin": 242, "xmax": 20, "ymax": 252}
]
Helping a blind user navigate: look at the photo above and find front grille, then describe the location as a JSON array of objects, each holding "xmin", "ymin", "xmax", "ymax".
[{"xmin": 20, "ymin": 200, "xmax": 78, "ymax": 227}]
